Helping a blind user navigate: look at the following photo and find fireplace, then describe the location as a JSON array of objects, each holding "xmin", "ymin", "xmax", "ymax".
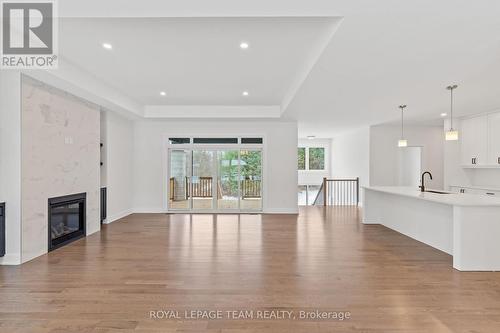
[{"xmin": 48, "ymin": 193, "xmax": 86, "ymax": 251}]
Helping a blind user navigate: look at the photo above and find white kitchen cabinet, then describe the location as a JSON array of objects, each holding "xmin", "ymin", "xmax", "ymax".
[
  {"xmin": 460, "ymin": 115, "xmax": 488, "ymax": 166},
  {"xmin": 488, "ymin": 112, "xmax": 500, "ymax": 166},
  {"xmin": 450, "ymin": 186, "xmax": 466, "ymax": 194},
  {"xmin": 449, "ymin": 185, "xmax": 500, "ymax": 196}
]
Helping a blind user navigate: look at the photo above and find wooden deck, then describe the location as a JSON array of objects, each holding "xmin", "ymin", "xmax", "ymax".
[{"xmin": 1, "ymin": 206, "xmax": 500, "ymax": 332}]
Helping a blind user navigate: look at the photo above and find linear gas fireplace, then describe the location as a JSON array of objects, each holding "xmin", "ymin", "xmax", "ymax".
[{"xmin": 48, "ymin": 193, "xmax": 86, "ymax": 251}]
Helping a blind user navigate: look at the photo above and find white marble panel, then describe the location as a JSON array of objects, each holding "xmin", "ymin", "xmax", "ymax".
[{"xmin": 21, "ymin": 77, "xmax": 100, "ymax": 262}]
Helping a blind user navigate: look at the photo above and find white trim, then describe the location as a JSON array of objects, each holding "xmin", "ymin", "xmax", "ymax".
[
  {"xmin": 23, "ymin": 59, "xmax": 143, "ymax": 119},
  {"xmin": 104, "ymin": 209, "xmax": 133, "ymax": 224},
  {"xmin": 132, "ymin": 208, "xmax": 297, "ymax": 215},
  {"xmin": 133, "ymin": 207, "xmax": 168, "ymax": 214},
  {"xmin": 144, "ymin": 105, "xmax": 281, "ymax": 118},
  {"xmin": 281, "ymin": 18, "xmax": 342, "ymax": 113},
  {"xmin": 262, "ymin": 208, "xmax": 299, "ymax": 214},
  {"xmin": 459, "ymin": 108, "xmax": 500, "ymax": 121},
  {"xmin": 0, "ymin": 253, "xmax": 22, "ymax": 266}
]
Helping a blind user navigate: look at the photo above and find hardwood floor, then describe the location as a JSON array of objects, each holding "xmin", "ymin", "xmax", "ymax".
[{"xmin": 1, "ymin": 206, "xmax": 500, "ymax": 332}]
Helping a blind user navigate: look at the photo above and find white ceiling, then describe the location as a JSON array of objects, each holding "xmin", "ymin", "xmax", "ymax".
[
  {"xmin": 59, "ymin": 17, "xmax": 339, "ymax": 107},
  {"xmin": 283, "ymin": 1, "xmax": 500, "ymax": 137},
  {"xmin": 55, "ymin": 0, "xmax": 500, "ymax": 136}
]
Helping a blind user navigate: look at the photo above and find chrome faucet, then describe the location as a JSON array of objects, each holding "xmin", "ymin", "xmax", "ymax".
[{"xmin": 420, "ymin": 171, "xmax": 433, "ymax": 192}]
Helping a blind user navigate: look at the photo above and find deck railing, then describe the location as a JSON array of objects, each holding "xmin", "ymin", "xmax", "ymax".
[
  {"xmin": 241, "ymin": 179, "xmax": 261, "ymax": 198},
  {"xmin": 169, "ymin": 177, "xmax": 175, "ymax": 200},
  {"xmin": 169, "ymin": 177, "xmax": 262, "ymax": 200},
  {"xmin": 190, "ymin": 177, "xmax": 213, "ymax": 198}
]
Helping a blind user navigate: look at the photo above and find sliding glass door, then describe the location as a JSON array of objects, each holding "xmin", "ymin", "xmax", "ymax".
[
  {"xmin": 168, "ymin": 147, "xmax": 262, "ymax": 212},
  {"xmin": 217, "ymin": 150, "xmax": 240, "ymax": 210},
  {"xmin": 240, "ymin": 149, "xmax": 262, "ymax": 210},
  {"xmin": 192, "ymin": 150, "xmax": 216, "ymax": 210},
  {"xmin": 169, "ymin": 149, "xmax": 190, "ymax": 210}
]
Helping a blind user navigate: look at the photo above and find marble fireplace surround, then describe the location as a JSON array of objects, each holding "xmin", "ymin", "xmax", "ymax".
[{"xmin": 21, "ymin": 76, "xmax": 100, "ymax": 263}]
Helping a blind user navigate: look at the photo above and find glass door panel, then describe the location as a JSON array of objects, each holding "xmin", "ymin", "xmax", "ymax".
[
  {"xmin": 192, "ymin": 150, "xmax": 215, "ymax": 210},
  {"xmin": 217, "ymin": 150, "xmax": 240, "ymax": 210},
  {"xmin": 239, "ymin": 149, "xmax": 262, "ymax": 210},
  {"xmin": 169, "ymin": 149, "xmax": 190, "ymax": 210}
]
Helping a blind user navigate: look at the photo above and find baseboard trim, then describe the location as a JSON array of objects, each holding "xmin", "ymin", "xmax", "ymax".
[
  {"xmin": 264, "ymin": 208, "xmax": 299, "ymax": 214},
  {"xmin": 131, "ymin": 207, "xmax": 299, "ymax": 215},
  {"xmin": 104, "ymin": 209, "xmax": 133, "ymax": 224},
  {"xmin": 0, "ymin": 253, "xmax": 22, "ymax": 265},
  {"xmin": 133, "ymin": 207, "xmax": 168, "ymax": 214}
]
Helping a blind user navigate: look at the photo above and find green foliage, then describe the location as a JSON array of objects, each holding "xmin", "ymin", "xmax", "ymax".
[
  {"xmin": 298, "ymin": 148, "xmax": 306, "ymax": 170},
  {"xmin": 309, "ymin": 148, "xmax": 325, "ymax": 170},
  {"xmin": 218, "ymin": 150, "xmax": 262, "ymax": 195}
]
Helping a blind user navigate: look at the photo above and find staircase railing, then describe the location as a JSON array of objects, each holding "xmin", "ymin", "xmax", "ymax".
[{"xmin": 319, "ymin": 177, "xmax": 359, "ymax": 206}]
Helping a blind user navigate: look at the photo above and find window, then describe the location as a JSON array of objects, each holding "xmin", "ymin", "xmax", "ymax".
[
  {"xmin": 309, "ymin": 148, "xmax": 325, "ymax": 170},
  {"xmin": 241, "ymin": 138, "xmax": 263, "ymax": 144},
  {"xmin": 298, "ymin": 148, "xmax": 306, "ymax": 170},
  {"xmin": 298, "ymin": 147, "xmax": 326, "ymax": 171},
  {"xmin": 193, "ymin": 138, "xmax": 238, "ymax": 144},
  {"xmin": 169, "ymin": 138, "xmax": 190, "ymax": 144}
]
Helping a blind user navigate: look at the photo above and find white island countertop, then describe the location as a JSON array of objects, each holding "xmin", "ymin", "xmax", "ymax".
[{"xmin": 363, "ymin": 186, "xmax": 500, "ymax": 207}]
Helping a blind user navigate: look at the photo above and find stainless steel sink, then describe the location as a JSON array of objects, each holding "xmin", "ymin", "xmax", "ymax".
[{"xmin": 425, "ymin": 190, "xmax": 451, "ymax": 194}]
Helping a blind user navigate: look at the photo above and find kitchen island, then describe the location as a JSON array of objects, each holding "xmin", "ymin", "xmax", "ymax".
[{"xmin": 363, "ymin": 186, "xmax": 500, "ymax": 271}]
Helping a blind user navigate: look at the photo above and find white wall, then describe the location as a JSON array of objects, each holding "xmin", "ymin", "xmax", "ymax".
[
  {"xmin": 21, "ymin": 77, "xmax": 100, "ymax": 263},
  {"xmin": 298, "ymin": 138, "xmax": 331, "ymax": 185},
  {"xmin": 369, "ymin": 125, "xmax": 444, "ymax": 190},
  {"xmin": 331, "ymin": 127, "xmax": 370, "ymax": 188},
  {"xmin": 104, "ymin": 111, "xmax": 134, "ymax": 222},
  {"xmin": 133, "ymin": 120, "xmax": 298, "ymax": 213},
  {"xmin": 0, "ymin": 71, "xmax": 22, "ymax": 265},
  {"xmin": 100, "ymin": 111, "xmax": 107, "ymax": 187}
]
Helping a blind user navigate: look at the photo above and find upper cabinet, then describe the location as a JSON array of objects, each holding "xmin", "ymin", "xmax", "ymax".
[
  {"xmin": 460, "ymin": 111, "xmax": 500, "ymax": 168},
  {"xmin": 460, "ymin": 115, "xmax": 488, "ymax": 166},
  {"xmin": 488, "ymin": 112, "xmax": 500, "ymax": 165}
]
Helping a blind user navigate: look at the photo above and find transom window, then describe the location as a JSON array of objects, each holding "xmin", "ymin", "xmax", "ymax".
[{"xmin": 168, "ymin": 137, "xmax": 263, "ymax": 145}]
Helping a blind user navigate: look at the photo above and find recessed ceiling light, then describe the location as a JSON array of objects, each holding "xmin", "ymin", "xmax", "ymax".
[
  {"xmin": 102, "ymin": 43, "xmax": 113, "ymax": 50},
  {"xmin": 242, "ymin": 91, "xmax": 249, "ymax": 96},
  {"xmin": 160, "ymin": 91, "xmax": 166, "ymax": 96},
  {"xmin": 440, "ymin": 112, "xmax": 447, "ymax": 117},
  {"xmin": 240, "ymin": 42, "xmax": 249, "ymax": 49},
  {"xmin": 307, "ymin": 135, "xmax": 316, "ymax": 140}
]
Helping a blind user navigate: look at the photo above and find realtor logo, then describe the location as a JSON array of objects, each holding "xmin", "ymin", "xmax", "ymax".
[{"xmin": 1, "ymin": 0, "xmax": 58, "ymax": 69}]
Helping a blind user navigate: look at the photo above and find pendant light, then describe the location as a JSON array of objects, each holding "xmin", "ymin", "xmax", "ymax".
[
  {"xmin": 398, "ymin": 105, "xmax": 408, "ymax": 147},
  {"xmin": 445, "ymin": 84, "xmax": 459, "ymax": 141}
]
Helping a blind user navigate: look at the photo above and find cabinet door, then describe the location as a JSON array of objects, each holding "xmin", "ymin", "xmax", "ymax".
[
  {"xmin": 461, "ymin": 116, "xmax": 488, "ymax": 165},
  {"xmin": 449, "ymin": 186, "xmax": 465, "ymax": 194},
  {"xmin": 488, "ymin": 112, "xmax": 500, "ymax": 165}
]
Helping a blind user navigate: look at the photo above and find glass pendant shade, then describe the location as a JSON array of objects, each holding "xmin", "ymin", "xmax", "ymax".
[
  {"xmin": 445, "ymin": 130, "xmax": 459, "ymax": 141},
  {"xmin": 398, "ymin": 139, "xmax": 408, "ymax": 147}
]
